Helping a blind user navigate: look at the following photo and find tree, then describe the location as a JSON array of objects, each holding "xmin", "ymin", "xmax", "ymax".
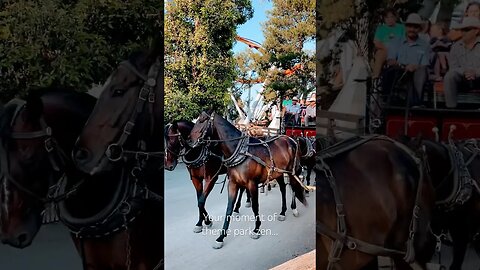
[
  {"xmin": 246, "ymin": 0, "xmax": 315, "ymax": 103},
  {"xmin": 0, "ymin": 0, "xmax": 161, "ymax": 102},
  {"xmin": 164, "ymin": 0, "xmax": 253, "ymax": 123}
]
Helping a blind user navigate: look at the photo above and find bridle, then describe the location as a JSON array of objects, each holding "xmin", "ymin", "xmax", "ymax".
[
  {"xmin": 100, "ymin": 58, "xmax": 163, "ymax": 166},
  {"xmin": 0, "ymin": 99, "xmax": 69, "ymax": 204},
  {"xmin": 164, "ymin": 124, "xmax": 187, "ymax": 159}
]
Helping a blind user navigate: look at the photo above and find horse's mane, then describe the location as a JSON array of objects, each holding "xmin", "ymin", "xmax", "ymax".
[{"xmin": 165, "ymin": 119, "xmax": 194, "ymax": 138}]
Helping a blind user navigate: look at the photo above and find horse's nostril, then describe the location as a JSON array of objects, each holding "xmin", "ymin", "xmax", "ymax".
[
  {"xmin": 17, "ymin": 232, "xmax": 28, "ymax": 245},
  {"xmin": 75, "ymin": 148, "xmax": 90, "ymax": 161}
]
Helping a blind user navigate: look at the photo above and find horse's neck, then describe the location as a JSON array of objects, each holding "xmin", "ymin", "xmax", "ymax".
[{"xmin": 214, "ymin": 117, "xmax": 243, "ymax": 157}]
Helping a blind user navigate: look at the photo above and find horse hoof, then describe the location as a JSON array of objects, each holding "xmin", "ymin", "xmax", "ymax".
[
  {"xmin": 212, "ymin": 241, "xmax": 224, "ymax": 249},
  {"xmin": 292, "ymin": 209, "xmax": 299, "ymax": 217},
  {"xmin": 305, "ymin": 192, "xmax": 310, "ymax": 197},
  {"xmin": 278, "ymin": 215, "xmax": 286, "ymax": 221},
  {"xmin": 193, "ymin": 226, "xmax": 203, "ymax": 233},
  {"xmin": 233, "ymin": 211, "xmax": 239, "ymax": 216},
  {"xmin": 203, "ymin": 221, "xmax": 213, "ymax": 228},
  {"xmin": 245, "ymin": 202, "xmax": 251, "ymax": 208},
  {"xmin": 250, "ymin": 232, "xmax": 261, "ymax": 239}
]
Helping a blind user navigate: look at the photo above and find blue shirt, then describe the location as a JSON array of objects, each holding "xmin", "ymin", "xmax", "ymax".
[{"xmin": 387, "ymin": 36, "xmax": 430, "ymax": 66}]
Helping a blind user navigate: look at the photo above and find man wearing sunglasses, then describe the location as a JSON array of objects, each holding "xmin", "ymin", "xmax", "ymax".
[
  {"xmin": 444, "ymin": 17, "xmax": 480, "ymax": 108},
  {"xmin": 383, "ymin": 13, "xmax": 430, "ymax": 107}
]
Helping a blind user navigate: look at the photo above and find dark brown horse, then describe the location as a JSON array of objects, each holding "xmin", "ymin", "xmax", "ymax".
[
  {"xmin": 189, "ymin": 111, "xmax": 308, "ymax": 249},
  {"xmin": 0, "ymin": 90, "xmax": 95, "ymax": 248},
  {"xmin": 400, "ymin": 136, "xmax": 480, "ymax": 270},
  {"xmin": 316, "ymin": 135, "xmax": 436, "ymax": 269},
  {"xmin": 71, "ymin": 41, "xmax": 163, "ymax": 269},
  {"xmin": 164, "ymin": 120, "xmax": 251, "ymax": 233}
]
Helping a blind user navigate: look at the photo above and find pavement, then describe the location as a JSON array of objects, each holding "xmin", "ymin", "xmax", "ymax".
[{"xmin": 164, "ymin": 163, "xmax": 316, "ymax": 270}]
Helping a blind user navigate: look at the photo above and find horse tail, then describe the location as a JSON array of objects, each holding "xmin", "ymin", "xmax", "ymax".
[
  {"xmin": 290, "ymin": 138, "xmax": 307, "ymax": 206},
  {"xmin": 290, "ymin": 172, "xmax": 307, "ymax": 206}
]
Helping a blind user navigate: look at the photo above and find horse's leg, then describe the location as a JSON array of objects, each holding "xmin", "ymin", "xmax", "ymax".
[
  {"xmin": 248, "ymin": 180, "xmax": 262, "ymax": 239},
  {"xmin": 198, "ymin": 175, "xmax": 218, "ymax": 228},
  {"xmin": 191, "ymin": 176, "xmax": 204, "ymax": 233},
  {"xmin": 245, "ymin": 188, "xmax": 251, "ymax": 208},
  {"xmin": 234, "ymin": 187, "xmax": 245, "ymax": 214},
  {"xmin": 449, "ymin": 225, "xmax": 469, "ymax": 270},
  {"xmin": 289, "ymin": 175, "xmax": 299, "ymax": 217},
  {"xmin": 305, "ymin": 166, "xmax": 312, "ymax": 197},
  {"xmin": 213, "ymin": 180, "xmax": 239, "ymax": 249},
  {"xmin": 277, "ymin": 177, "xmax": 287, "ymax": 221}
]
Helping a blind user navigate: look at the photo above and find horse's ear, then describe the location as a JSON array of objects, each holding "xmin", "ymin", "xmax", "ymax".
[{"xmin": 24, "ymin": 93, "xmax": 43, "ymax": 121}]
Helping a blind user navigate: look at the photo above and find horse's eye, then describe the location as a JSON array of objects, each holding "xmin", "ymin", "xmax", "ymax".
[{"xmin": 112, "ymin": 89, "xmax": 126, "ymax": 97}]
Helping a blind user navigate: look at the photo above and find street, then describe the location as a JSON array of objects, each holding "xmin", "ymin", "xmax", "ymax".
[
  {"xmin": 0, "ymin": 223, "xmax": 81, "ymax": 270},
  {"xmin": 164, "ymin": 163, "xmax": 316, "ymax": 270}
]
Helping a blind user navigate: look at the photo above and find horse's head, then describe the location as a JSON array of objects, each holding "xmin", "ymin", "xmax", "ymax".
[
  {"xmin": 189, "ymin": 111, "xmax": 215, "ymax": 148},
  {"xmin": 0, "ymin": 96, "xmax": 51, "ymax": 248},
  {"xmin": 74, "ymin": 43, "xmax": 162, "ymax": 175},
  {"xmin": 164, "ymin": 121, "xmax": 193, "ymax": 171}
]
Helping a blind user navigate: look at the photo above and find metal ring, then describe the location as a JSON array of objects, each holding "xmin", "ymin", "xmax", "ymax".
[
  {"xmin": 105, "ymin": 144, "xmax": 124, "ymax": 162},
  {"xmin": 347, "ymin": 241, "xmax": 357, "ymax": 250}
]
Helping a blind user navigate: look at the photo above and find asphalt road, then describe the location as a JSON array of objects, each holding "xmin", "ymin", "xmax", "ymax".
[
  {"xmin": 164, "ymin": 163, "xmax": 316, "ymax": 270},
  {"xmin": 0, "ymin": 223, "xmax": 82, "ymax": 270}
]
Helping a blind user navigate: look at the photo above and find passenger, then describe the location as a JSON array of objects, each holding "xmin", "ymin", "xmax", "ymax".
[
  {"xmin": 444, "ymin": 17, "xmax": 480, "ymax": 108},
  {"xmin": 383, "ymin": 13, "xmax": 430, "ymax": 106},
  {"xmin": 373, "ymin": 8, "xmax": 405, "ymax": 79},
  {"xmin": 430, "ymin": 22, "xmax": 452, "ymax": 81}
]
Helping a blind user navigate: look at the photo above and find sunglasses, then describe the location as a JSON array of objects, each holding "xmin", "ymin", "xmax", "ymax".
[{"xmin": 462, "ymin": 27, "xmax": 477, "ymax": 32}]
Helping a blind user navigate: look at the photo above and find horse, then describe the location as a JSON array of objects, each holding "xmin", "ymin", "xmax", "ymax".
[
  {"xmin": 297, "ymin": 136, "xmax": 316, "ymax": 195},
  {"xmin": 315, "ymin": 135, "xmax": 436, "ymax": 270},
  {"xmin": 164, "ymin": 120, "xmax": 251, "ymax": 233},
  {"xmin": 189, "ymin": 111, "xmax": 308, "ymax": 249},
  {"xmin": 0, "ymin": 89, "xmax": 95, "ymax": 249},
  {"xmin": 400, "ymin": 136, "xmax": 480, "ymax": 270},
  {"xmin": 70, "ymin": 40, "xmax": 163, "ymax": 269}
]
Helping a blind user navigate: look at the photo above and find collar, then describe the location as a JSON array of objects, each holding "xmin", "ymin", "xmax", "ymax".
[{"xmin": 460, "ymin": 37, "xmax": 480, "ymax": 48}]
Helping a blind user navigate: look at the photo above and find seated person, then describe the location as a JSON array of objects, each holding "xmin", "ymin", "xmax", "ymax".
[
  {"xmin": 304, "ymin": 98, "xmax": 316, "ymax": 127},
  {"xmin": 429, "ymin": 22, "xmax": 452, "ymax": 81},
  {"xmin": 448, "ymin": 2, "xmax": 480, "ymax": 42},
  {"xmin": 444, "ymin": 17, "xmax": 480, "ymax": 108},
  {"xmin": 284, "ymin": 96, "xmax": 301, "ymax": 126},
  {"xmin": 382, "ymin": 13, "xmax": 430, "ymax": 106},
  {"xmin": 373, "ymin": 8, "xmax": 405, "ymax": 79}
]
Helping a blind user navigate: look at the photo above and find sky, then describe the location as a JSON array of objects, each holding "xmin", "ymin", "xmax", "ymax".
[{"xmin": 233, "ymin": 0, "xmax": 315, "ymax": 105}]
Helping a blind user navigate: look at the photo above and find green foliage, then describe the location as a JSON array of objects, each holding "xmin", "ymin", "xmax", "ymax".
[
  {"xmin": 165, "ymin": 0, "xmax": 253, "ymax": 123},
  {"xmin": 0, "ymin": 0, "xmax": 161, "ymax": 102},
  {"xmin": 254, "ymin": 0, "xmax": 316, "ymax": 102}
]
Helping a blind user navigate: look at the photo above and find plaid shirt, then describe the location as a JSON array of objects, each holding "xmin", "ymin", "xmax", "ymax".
[{"xmin": 448, "ymin": 37, "xmax": 480, "ymax": 76}]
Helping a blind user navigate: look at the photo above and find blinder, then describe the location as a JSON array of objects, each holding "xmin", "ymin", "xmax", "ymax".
[{"xmin": 0, "ymin": 99, "xmax": 66, "ymax": 204}]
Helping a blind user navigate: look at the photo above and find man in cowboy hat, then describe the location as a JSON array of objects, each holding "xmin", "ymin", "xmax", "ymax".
[
  {"xmin": 382, "ymin": 13, "xmax": 430, "ymax": 106},
  {"xmin": 444, "ymin": 17, "xmax": 480, "ymax": 108},
  {"xmin": 304, "ymin": 97, "xmax": 316, "ymax": 127}
]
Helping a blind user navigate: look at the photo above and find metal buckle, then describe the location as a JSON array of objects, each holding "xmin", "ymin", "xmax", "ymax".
[
  {"xmin": 44, "ymin": 138, "xmax": 54, "ymax": 152},
  {"xmin": 124, "ymin": 121, "xmax": 135, "ymax": 135},
  {"xmin": 148, "ymin": 92, "xmax": 155, "ymax": 103},
  {"xmin": 138, "ymin": 88, "xmax": 149, "ymax": 101}
]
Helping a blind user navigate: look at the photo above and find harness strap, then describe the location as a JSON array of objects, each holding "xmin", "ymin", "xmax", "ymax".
[{"xmin": 317, "ymin": 223, "xmax": 406, "ymax": 257}]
